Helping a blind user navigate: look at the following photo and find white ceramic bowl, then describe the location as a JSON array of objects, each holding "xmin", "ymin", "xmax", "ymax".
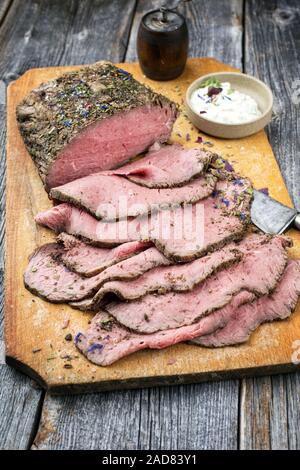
[{"xmin": 185, "ymin": 72, "xmax": 273, "ymax": 139}]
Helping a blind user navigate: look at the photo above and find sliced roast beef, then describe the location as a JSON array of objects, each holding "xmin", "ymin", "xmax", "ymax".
[
  {"xmin": 24, "ymin": 245, "xmax": 170, "ymax": 303},
  {"xmin": 150, "ymin": 177, "xmax": 252, "ymax": 261},
  {"xmin": 104, "ymin": 144, "xmax": 212, "ymax": 188},
  {"xmin": 36, "ymin": 177, "xmax": 252, "ymax": 262},
  {"xmin": 17, "ymin": 62, "xmax": 178, "ymax": 191},
  {"xmin": 50, "ymin": 173, "xmax": 216, "ymax": 220},
  {"xmin": 57, "ymin": 233, "xmax": 151, "ymax": 277},
  {"xmin": 70, "ymin": 243, "xmax": 242, "ymax": 311},
  {"xmin": 75, "ymin": 292, "xmax": 255, "ymax": 365},
  {"xmin": 193, "ymin": 260, "xmax": 300, "ymax": 347},
  {"xmin": 106, "ymin": 234, "xmax": 290, "ymax": 333},
  {"xmin": 36, "ymin": 204, "xmax": 102, "ymax": 243},
  {"xmin": 75, "ymin": 260, "xmax": 300, "ymax": 365},
  {"xmin": 24, "ymin": 237, "xmax": 241, "ymax": 306}
]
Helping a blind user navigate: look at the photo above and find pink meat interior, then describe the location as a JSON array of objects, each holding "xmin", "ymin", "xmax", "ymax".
[{"xmin": 46, "ymin": 105, "xmax": 175, "ymax": 189}]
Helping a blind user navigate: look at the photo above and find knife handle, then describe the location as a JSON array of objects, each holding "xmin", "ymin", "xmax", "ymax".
[{"xmin": 294, "ymin": 214, "xmax": 300, "ymax": 231}]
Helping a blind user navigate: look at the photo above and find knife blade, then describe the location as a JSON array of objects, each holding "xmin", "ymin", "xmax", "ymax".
[{"xmin": 251, "ymin": 189, "xmax": 300, "ymax": 234}]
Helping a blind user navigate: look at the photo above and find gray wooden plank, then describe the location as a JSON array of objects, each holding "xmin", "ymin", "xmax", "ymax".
[
  {"xmin": 0, "ymin": 76, "xmax": 43, "ymax": 450},
  {"xmin": 0, "ymin": 0, "xmax": 43, "ymax": 449},
  {"xmin": 240, "ymin": 374, "xmax": 300, "ymax": 450},
  {"xmin": 245, "ymin": 0, "xmax": 300, "ymax": 208},
  {"xmin": 0, "ymin": 366, "xmax": 43, "ymax": 450},
  {"xmin": 0, "ymin": 0, "xmax": 12, "ymax": 24},
  {"xmin": 0, "ymin": 0, "xmax": 137, "ymax": 83},
  {"xmin": 32, "ymin": 382, "xmax": 239, "ymax": 450},
  {"xmin": 240, "ymin": 0, "xmax": 300, "ymax": 450},
  {"xmin": 31, "ymin": 0, "xmax": 244, "ymax": 451},
  {"xmin": 126, "ymin": 0, "xmax": 243, "ymax": 64},
  {"xmin": 0, "ymin": 0, "xmax": 137, "ymax": 450}
]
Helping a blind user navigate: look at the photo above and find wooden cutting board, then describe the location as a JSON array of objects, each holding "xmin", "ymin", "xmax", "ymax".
[{"xmin": 5, "ymin": 58, "xmax": 300, "ymax": 394}]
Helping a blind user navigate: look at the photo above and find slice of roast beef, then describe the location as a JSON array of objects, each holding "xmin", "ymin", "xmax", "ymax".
[
  {"xmin": 36, "ymin": 177, "xmax": 252, "ymax": 262},
  {"xmin": 193, "ymin": 260, "xmax": 300, "ymax": 347},
  {"xmin": 96, "ymin": 144, "xmax": 212, "ymax": 188},
  {"xmin": 50, "ymin": 173, "xmax": 216, "ymax": 220},
  {"xmin": 70, "ymin": 243, "xmax": 242, "ymax": 311},
  {"xmin": 17, "ymin": 62, "xmax": 178, "ymax": 191},
  {"xmin": 24, "ymin": 245, "xmax": 170, "ymax": 303},
  {"xmin": 57, "ymin": 233, "xmax": 151, "ymax": 277},
  {"xmin": 36, "ymin": 204, "xmax": 102, "ymax": 243},
  {"xmin": 150, "ymin": 176, "xmax": 252, "ymax": 261},
  {"xmin": 74, "ymin": 292, "xmax": 256, "ymax": 366},
  {"xmin": 106, "ymin": 234, "xmax": 290, "ymax": 333}
]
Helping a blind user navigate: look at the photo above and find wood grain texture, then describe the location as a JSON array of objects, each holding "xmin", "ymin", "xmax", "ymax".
[
  {"xmin": 0, "ymin": 0, "xmax": 136, "ymax": 83},
  {"xmin": 0, "ymin": 74, "xmax": 43, "ymax": 451},
  {"xmin": 1, "ymin": 0, "xmax": 300, "ymax": 451},
  {"xmin": 240, "ymin": 0, "xmax": 300, "ymax": 450},
  {"xmin": 0, "ymin": 0, "xmax": 138, "ymax": 450},
  {"xmin": 33, "ymin": 0, "xmax": 246, "ymax": 451},
  {"xmin": 240, "ymin": 374, "xmax": 300, "ymax": 449},
  {"xmin": 32, "ymin": 381, "xmax": 239, "ymax": 450},
  {"xmin": 0, "ymin": 79, "xmax": 5, "ymax": 338},
  {"xmin": 245, "ymin": 0, "xmax": 300, "ymax": 208},
  {"xmin": 124, "ymin": 0, "xmax": 245, "ymax": 453},
  {"xmin": 0, "ymin": 366, "xmax": 43, "ymax": 449},
  {"xmin": 125, "ymin": 0, "xmax": 243, "ymax": 63},
  {"xmin": 0, "ymin": 0, "xmax": 12, "ymax": 25},
  {"xmin": 6, "ymin": 58, "xmax": 300, "ymax": 394}
]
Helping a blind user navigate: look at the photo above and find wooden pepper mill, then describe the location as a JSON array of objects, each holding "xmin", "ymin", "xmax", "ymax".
[{"xmin": 137, "ymin": 3, "xmax": 189, "ymax": 81}]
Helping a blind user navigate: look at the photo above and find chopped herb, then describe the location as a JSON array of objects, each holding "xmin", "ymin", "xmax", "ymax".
[
  {"xmin": 117, "ymin": 68, "xmax": 130, "ymax": 75},
  {"xmin": 199, "ymin": 77, "xmax": 222, "ymax": 88},
  {"xmin": 233, "ymin": 178, "xmax": 244, "ymax": 186},
  {"xmin": 87, "ymin": 343, "xmax": 104, "ymax": 354},
  {"xmin": 64, "ymin": 364, "xmax": 73, "ymax": 369},
  {"xmin": 99, "ymin": 317, "xmax": 114, "ymax": 331},
  {"xmin": 74, "ymin": 332, "xmax": 83, "ymax": 344},
  {"xmin": 211, "ymin": 189, "xmax": 220, "ymax": 198},
  {"xmin": 80, "ymin": 109, "xmax": 89, "ymax": 117},
  {"xmin": 65, "ymin": 333, "xmax": 73, "ymax": 342},
  {"xmin": 221, "ymin": 197, "xmax": 230, "ymax": 207},
  {"xmin": 258, "ymin": 187, "xmax": 269, "ymax": 196},
  {"xmin": 60, "ymin": 354, "xmax": 72, "ymax": 360},
  {"xmin": 224, "ymin": 160, "xmax": 234, "ymax": 172},
  {"xmin": 32, "ymin": 348, "xmax": 42, "ymax": 354},
  {"xmin": 245, "ymin": 187, "xmax": 254, "ymax": 196}
]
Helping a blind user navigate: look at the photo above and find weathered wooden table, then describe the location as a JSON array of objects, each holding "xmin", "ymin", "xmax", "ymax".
[{"xmin": 0, "ymin": 0, "xmax": 299, "ymax": 450}]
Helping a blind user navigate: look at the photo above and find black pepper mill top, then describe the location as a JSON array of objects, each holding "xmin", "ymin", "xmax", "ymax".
[{"xmin": 137, "ymin": 7, "xmax": 189, "ymax": 81}]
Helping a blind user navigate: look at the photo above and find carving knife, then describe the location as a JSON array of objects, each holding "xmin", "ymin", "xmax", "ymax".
[{"xmin": 251, "ymin": 189, "xmax": 300, "ymax": 234}]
